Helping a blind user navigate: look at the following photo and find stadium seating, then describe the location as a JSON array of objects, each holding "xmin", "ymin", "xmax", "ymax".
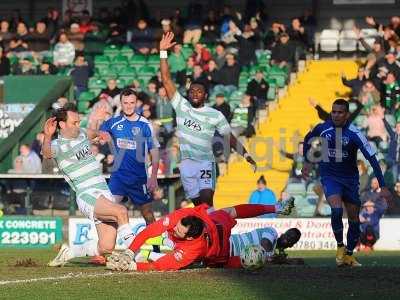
[
  {"xmin": 103, "ymin": 44, "xmax": 120, "ymax": 60},
  {"xmin": 339, "ymin": 30, "xmax": 358, "ymax": 52},
  {"xmin": 319, "ymin": 29, "xmax": 340, "ymax": 53}
]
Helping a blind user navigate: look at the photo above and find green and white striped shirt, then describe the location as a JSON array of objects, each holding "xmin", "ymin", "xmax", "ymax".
[
  {"xmin": 51, "ymin": 129, "xmax": 108, "ymax": 196},
  {"xmin": 171, "ymin": 91, "xmax": 231, "ymax": 161}
]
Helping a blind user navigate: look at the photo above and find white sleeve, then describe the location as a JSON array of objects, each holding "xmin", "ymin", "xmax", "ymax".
[{"xmin": 170, "ymin": 91, "xmax": 188, "ymax": 110}]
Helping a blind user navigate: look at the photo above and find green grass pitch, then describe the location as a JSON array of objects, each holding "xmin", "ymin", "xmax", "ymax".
[{"xmin": 1, "ymin": 249, "xmax": 400, "ymax": 300}]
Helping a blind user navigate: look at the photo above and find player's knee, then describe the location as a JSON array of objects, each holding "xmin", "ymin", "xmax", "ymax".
[{"xmin": 115, "ymin": 204, "xmax": 128, "ymax": 222}]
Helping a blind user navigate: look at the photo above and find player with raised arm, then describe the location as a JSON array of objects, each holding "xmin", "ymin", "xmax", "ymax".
[
  {"xmin": 106, "ymin": 199, "xmax": 295, "ymax": 272},
  {"xmin": 99, "ymin": 88, "xmax": 160, "ymax": 257},
  {"xmin": 159, "ymin": 32, "xmax": 257, "ymax": 206},
  {"xmin": 303, "ymin": 99, "xmax": 391, "ymax": 267},
  {"xmin": 43, "ymin": 103, "xmax": 135, "ymax": 267}
]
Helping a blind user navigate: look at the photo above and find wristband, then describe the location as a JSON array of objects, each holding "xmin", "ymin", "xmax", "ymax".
[{"xmin": 160, "ymin": 50, "xmax": 168, "ymax": 59}]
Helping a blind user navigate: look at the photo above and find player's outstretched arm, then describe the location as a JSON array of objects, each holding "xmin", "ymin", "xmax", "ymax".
[
  {"xmin": 160, "ymin": 32, "xmax": 177, "ymax": 100},
  {"xmin": 229, "ymin": 133, "xmax": 257, "ymax": 172},
  {"xmin": 42, "ymin": 117, "xmax": 57, "ymax": 159}
]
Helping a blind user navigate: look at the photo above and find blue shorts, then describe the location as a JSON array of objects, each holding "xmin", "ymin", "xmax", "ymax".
[
  {"xmin": 108, "ymin": 173, "xmax": 152, "ymax": 206},
  {"xmin": 321, "ymin": 176, "xmax": 360, "ymax": 206}
]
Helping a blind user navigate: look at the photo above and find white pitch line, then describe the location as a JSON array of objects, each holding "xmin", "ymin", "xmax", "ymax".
[{"xmin": 0, "ymin": 268, "xmax": 208, "ymax": 286}]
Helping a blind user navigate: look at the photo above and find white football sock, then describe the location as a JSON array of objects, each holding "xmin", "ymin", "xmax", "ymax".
[
  {"xmin": 70, "ymin": 240, "xmax": 100, "ymax": 258},
  {"xmin": 118, "ymin": 223, "xmax": 135, "ymax": 247}
]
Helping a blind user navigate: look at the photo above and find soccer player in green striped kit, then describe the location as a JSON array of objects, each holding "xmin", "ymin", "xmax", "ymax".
[
  {"xmin": 43, "ymin": 104, "xmax": 135, "ymax": 266},
  {"xmin": 159, "ymin": 32, "xmax": 257, "ymax": 206}
]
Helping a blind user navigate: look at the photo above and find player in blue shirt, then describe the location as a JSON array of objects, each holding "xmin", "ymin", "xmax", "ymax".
[
  {"xmin": 100, "ymin": 88, "xmax": 160, "ymax": 242},
  {"xmin": 303, "ymin": 99, "xmax": 390, "ymax": 267}
]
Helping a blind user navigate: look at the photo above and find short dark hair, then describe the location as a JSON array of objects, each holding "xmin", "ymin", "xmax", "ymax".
[
  {"xmin": 53, "ymin": 103, "xmax": 77, "ymax": 129},
  {"xmin": 332, "ymin": 98, "xmax": 349, "ymax": 112},
  {"xmin": 189, "ymin": 81, "xmax": 208, "ymax": 94},
  {"xmin": 181, "ymin": 216, "xmax": 204, "ymax": 239},
  {"xmin": 120, "ymin": 88, "xmax": 138, "ymax": 98},
  {"xmin": 257, "ymin": 175, "xmax": 266, "ymax": 185}
]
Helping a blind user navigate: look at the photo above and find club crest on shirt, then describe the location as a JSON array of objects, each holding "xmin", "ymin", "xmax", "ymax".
[
  {"xmin": 117, "ymin": 124, "xmax": 124, "ymax": 130},
  {"xmin": 132, "ymin": 127, "xmax": 141, "ymax": 136}
]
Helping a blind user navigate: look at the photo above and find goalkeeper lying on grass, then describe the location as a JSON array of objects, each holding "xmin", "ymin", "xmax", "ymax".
[{"xmin": 107, "ymin": 200, "xmax": 300, "ymax": 271}]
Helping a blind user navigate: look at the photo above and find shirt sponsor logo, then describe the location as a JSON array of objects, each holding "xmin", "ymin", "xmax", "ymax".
[
  {"xmin": 75, "ymin": 145, "xmax": 91, "ymax": 160},
  {"xmin": 328, "ymin": 148, "xmax": 349, "ymax": 158},
  {"xmin": 183, "ymin": 119, "xmax": 202, "ymax": 131},
  {"xmin": 117, "ymin": 138, "xmax": 136, "ymax": 150},
  {"xmin": 117, "ymin": 124, "xmax": 124, "ymax": 130}
]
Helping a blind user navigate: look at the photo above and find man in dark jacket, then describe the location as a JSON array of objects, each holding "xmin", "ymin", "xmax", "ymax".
[
  {"xmin": 212, "ymin": 93, "xmax": 231, "ymax": 122},
  {"xmin": 214, "ymin": 53, "xmax": 241, "ymax": 95},
  {"xmin": 246, "ymin": 70, "xmax": 269, "ymax": 108},
  {"xmin": 271, "ymin": 33, "xmax": 295, "ymax": 73},
  {"xmin": 341, "ymin": 67, "xmax": 366, "ymax": 98}
]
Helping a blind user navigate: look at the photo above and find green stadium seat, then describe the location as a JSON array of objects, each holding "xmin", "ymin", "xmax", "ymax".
[
  {"xmin": 78, "ymin": 91, "xmax": 96, "ymax": 102},
  {"xmin": 118, "ymin": 66, "xmax": 137, "ymax": 82},
  {"xmin": 98, "ymin": 67, "xmax": 118, "ymax": 80},
  {"xmin": 138, "ymin": 65, "xmax": 157, "ymax": 76},
  {"xmin": 181, "ymin": 45, "xmax": 193, "ymax": 59},
  {"xmin": 77, "ymin": 101, "xmax": 90, "ymax": 114},
  {"xmin": 229, "ymin": 90, "xmax": 245, "ymax": 103},
  {"xmin": 88, "ymin": 77, "xmax": 106, "ymax": 95},
  {"xmin": 94, "ymin": 55, "xmax": 110, "ymax": 71},
  {"xmin": 129, "ymin": 55, "xmax": 147, "ymax": 68},
  {"xmin": 120, "ymin": 45, "xmax": 134, "ymax": 59},
  {"xmin": 103, "ymin": 44, "xmax": 120, "ymax": 59},
  {"xmin": 116, "ymin": 78, "xmax": 126, "ymax": 89},
  {"xmin": 238, "ymin": 76, "xmax": 249, "ymax": 91},
  {"xmin": 147, "ymin": 55, "xmax": 159, "ymax": 67}
]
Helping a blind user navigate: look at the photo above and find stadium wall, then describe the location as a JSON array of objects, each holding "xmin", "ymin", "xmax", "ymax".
[{"xmin": 0, "ymin": 76, "xmax": 73, "ymax": 172}]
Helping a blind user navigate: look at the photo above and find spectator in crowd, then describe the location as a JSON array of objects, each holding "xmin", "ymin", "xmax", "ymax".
[
  {"xmin": 375, "ymin": 52, "xmax": 400, "ymax": 80},
  {"xmin": 107, "ymin": 22, "xmax": 125, "ymax": 46},
  {"xmin": 79, "ymin": 10, "xmax": 92, "ymax": 34},
  {"xmin": 380, "ymin": 159, "xmax": 395, "ymax": 189},
  {"xmin": 67, "ymin": 23, "xmax": 85, "ymax": 52},
  {"xmin": 183, "ymin": 3, "xmax": 203, "ymax": 45},
  {"xmin": 271, "ymin": 33, "xmax": 295, "ymax": 73},
  {"xmin": 202, "ymin": 10, "xmax": 219, "ymax": 43},
  {"xmin": 341, "ymin": 67, "xmax": 367, "ymax": 99},
  {"xmin": 358, "ymin": 80, "xmax": 380, "ymax": 113},
  {"xmin": 151, "ymin": 186, "xmax": 169, "ymax": 216},
  {"xmin": 205, "ymin": 59, "xmax": 219, "ymax": 91},
  {"xmin": 214, "ymin": 53, "xmax": 241, "ymax": 95},
  {"xmin": 84, "ymin": 22, "xmax": 107, "ymax": 55},
  {"xmin": 382, "ymin": 72, "xmax": 400, "ymax": 113},
  {"xmin": 248, "ymin": 175, "xmax": 277, "ymax": 218},
  {"xmin": 168, "ymin": 43, "xmax": 186, "ymax": 86},
  {"xmin": 180, "ymin": 199, "xmax": 194, "ymax": 209},
  {"xmin": 31, "ymin": 131, "xmax": 44, "ymax": 159},
  {"xmin": 355, "ymin": 27, "xmax": 385, "ymax": 71},
  {"xmin": 359, "ymin": 200, "xmax": 385, "ymax": 251},
  {"xmin": 155, "ymin": 87, "xmax": 174, "ymax": 133},
  {"xmin": 358, "ymin": 160, "xmax": 370, "ymax": 195},
  {"xmin": 221, "ymin": 20, "xmax": 240, "ymax": 48},
  {"xmin": 13, "ymin": 58, "xmax": 36, "ymax": 75},
  {"xmin": 188, "ymin": 65, "xmax": 209, "ymax": 91},
  {"xmin": 44, "ymin": 8, "xmax": 61, "ymax": 38},
  {"xmin": 278, "ymin": 141, "xmax": 305, "ymax": 183},
  {"xmin": 287, "ymin": 18, "xmax": 309, "ymax": 59},
  {"xmin": 264, "ymin": 22, "xmax": 284, "ymax": 50},
  {"xmin": 388, "ymin": 181, "xmax": 400, "ymax": 214},
  {"xmin": 9, "ymin": 22, "xmax": 30, "ymax": 57},
  {"xmin": 53, "ymin": 32, "xmax": 75, "ymax": 67},
  {"xmin": 230, "ymin": 93, "xmax": 256, "ymax": 138},
  {"xmin": 0, "ymin": 46, "xmax": 10, "ymax": 76},
  {"xmin": 234, "ymin": 24, "xmax": 259, "ymax": 68},
  {"xmin": 19, "ymin": 144, "xmax": 42, "ymax": 174},
  {"xmin": 37, "ymin": 60, "xmax": 57, "ymax": 75},
  {"xmin": 29, "ymin": 21, "xmax": 51, "ymax": 56},
  {"xmin": 7, "ymin": 156, "xmax": 24, "ymax": 174},
  {"xmin": 363, "ymin": 105, "xmax": 387, "ymax": 147},
  {"xmin": 361, "ymin": 177, "xmax": 382, "ymax": 203},
  {"xmin": 130, "ymin": 19, "xmax": 156, "ymax": 55},
  {"xmin": 383, "ymin": 118, "xmax": 400, "ymax": 179},
  {"xmin": 70, "ymin": 55, "xmax": 90, "ymax": 98},
  {"xmin": 0, "ymin": 20, "xmax": 14, "ymax": 51},
  {"xmin": 214, "ymin": 43, "xmax": 227, "ymax": 69},
  {"xmin": 212, "ymin": 93, "xmax": 232, "ymax": 122},
  {"xmin": 246, "ymin": 69, "xmax": 269, "ymax": 108},
  {"xmin": 191, "ymin": 43, "xmax": 212, "ymax": 71}
]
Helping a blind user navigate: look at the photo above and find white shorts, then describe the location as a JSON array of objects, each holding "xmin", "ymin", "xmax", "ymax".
[
  {"xmin": 76, "ymin": 188, "xmax": 115, "ymax": 225},
  {"xmin": 229, "ymin": 227, "xmax": 278, "ymax": 257},
  {"xmin": 179, "ymin": 159, "xmax": 217, "ymax": 199}
]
